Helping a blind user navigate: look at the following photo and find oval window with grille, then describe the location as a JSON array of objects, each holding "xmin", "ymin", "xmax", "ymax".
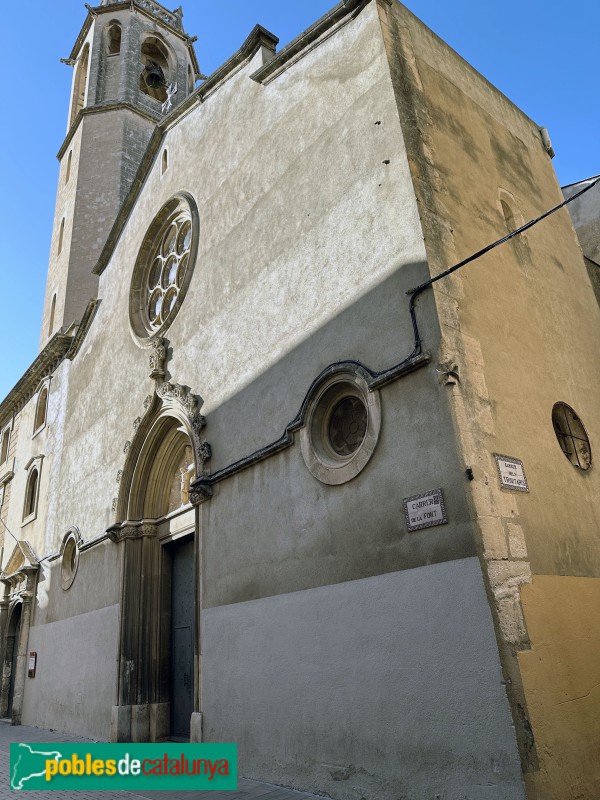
[{"xmin": 551, "ymin": 402, "xmax": 592, "ymax": 471}]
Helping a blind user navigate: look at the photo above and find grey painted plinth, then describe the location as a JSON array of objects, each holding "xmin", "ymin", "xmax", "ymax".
[
  {"xmin": 190, "ymin": 711, "xmax": 203, "ymax": 742},
  {"xmin": 110, "ymin": 704, "xmax": 131, "ymax": 742}
]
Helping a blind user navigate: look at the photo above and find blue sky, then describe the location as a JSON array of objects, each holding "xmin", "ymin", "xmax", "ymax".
[{"xmin": 0, "ymin": 1, "xmax": 597, "ymax": 401}]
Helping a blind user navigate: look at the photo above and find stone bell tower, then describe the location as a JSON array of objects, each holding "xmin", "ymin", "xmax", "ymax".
[{"xmin": 39, "ymin": 0, "xmax": 199, "ymax": 348}]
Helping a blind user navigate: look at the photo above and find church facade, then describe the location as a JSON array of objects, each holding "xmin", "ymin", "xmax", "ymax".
[{"xmin": 1, "ymin": 1, "xmax": 599, "ymax": 799}]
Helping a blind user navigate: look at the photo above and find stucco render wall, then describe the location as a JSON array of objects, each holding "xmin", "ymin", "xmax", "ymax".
[
  {"xmin": 203, "ymin": 558, "xmax": 525, "ymax": 800},
  {"xmin": 22, "ymin": 603, "xmax": 119, "ymax": 741},
  {"xmin": 519, "ymin": 576, "xmax": 600, "ymax": 800}
]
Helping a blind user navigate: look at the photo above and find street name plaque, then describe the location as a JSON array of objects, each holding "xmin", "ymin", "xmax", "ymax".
[
  {"xmin": 404, "ymin": 488, "xmax": 447, "ymax": 531},
  {"xmin": 494, "ymin": 454, "xmax": 529, "ymax": 492}
]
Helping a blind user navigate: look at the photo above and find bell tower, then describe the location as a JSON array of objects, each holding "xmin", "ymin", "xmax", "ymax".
[{"xmin": 39, "ymin": 0, "xmax": 199, "ymax": 348}]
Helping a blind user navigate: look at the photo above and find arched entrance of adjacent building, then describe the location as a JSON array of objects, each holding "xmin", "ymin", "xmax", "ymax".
[{"xmin": 5, "ymin": 604, "xmax": 22, "ymax": 719}]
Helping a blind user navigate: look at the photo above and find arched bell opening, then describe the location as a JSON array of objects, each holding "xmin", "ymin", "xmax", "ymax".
[{"xmin": 139, "ymin": 36, "xmax": 171, "ymax": 103}]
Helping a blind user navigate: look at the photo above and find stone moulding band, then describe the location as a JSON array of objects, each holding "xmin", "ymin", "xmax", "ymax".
[{"xmin": 190, "ymin": 351, "xmax": 430, "ymax": 498}]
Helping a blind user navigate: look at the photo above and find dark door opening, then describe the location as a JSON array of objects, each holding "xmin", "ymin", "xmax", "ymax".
[
  {"xmin": 6, "ymin": 604, "xmax": 22, "ymax": 718},
  {"xmin": 169, "ymin": 536, "xmax": 194, "ymax": 740}
]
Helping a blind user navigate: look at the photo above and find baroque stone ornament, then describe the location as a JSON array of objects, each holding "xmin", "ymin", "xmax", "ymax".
[
  {"xmin": 149, "ymin": 338, "xmax": 167, "ymax": 381},
  {"xmin": 106, "ymin": 522, "xmax": 158, "ymax": 543},
  {"xmin": 157, "ymin": 381, "xmax": 197, "ymax": 416},
  {"xmin": 436, "ymin": 361, "xmax": 460, "ymax": 387},
  {"xmin": 198, "ymin": 441, "xmax": 212, "ymax": 464},
  {"xmin": 189, "ymin": 483, "xmax": 213, "ymax": 506}
]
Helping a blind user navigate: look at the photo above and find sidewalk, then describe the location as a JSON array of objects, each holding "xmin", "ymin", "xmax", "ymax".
[{"xmin": 0, "ymin": 721, "xmax": 323, "ymax": 800}]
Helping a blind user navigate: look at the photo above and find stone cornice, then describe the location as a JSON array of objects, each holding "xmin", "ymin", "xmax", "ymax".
[
  {"xmin": 57, "ymin": 103, "xmax": 161, "ymax": 161},
  {"xmin": 0, "ymin": 299, "xmax": 99, "ymax": 425},
  {"xmin": 0, "ymin": 334, "xmax": 73, "ymax": 424}
]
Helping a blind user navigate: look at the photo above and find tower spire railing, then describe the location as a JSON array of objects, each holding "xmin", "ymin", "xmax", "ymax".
[{"xmin": 101, "ymin": 0, "xmax": 183, "ymax": 31}]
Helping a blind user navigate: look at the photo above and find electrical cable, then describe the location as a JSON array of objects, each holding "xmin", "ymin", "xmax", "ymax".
[
  {"xmin": 407, "ymin": 175, "xmax": 600, "ymax": 297},
  {"xmin": 0, "ymin": 514, "xmax": 20, "ymax": 548}
]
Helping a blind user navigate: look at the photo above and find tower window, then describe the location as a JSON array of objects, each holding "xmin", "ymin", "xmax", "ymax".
[
  {"xmin": 70, "ymin": 44, "xmax": 89, "ymax": 128},
  {"xmin": 161, "ymin": 149, "xmax": 168, "ymax": 175},
  {"xmin": 188, "ymin": 65, "xmax": 194, "ymax": 94},
  {"xmin": 107, "ymin": 22, "xmax": 122, "ymax": 55},
  {"xmin": 48, "ymin": 293, "xmax": 56, "ymax": 337},
  {"xmin": 58, "ymin": 219, "xmax": 65, "ymax": 256},
  {"xmin": 65, "ymin": 151, "xmax": 72, "ymax": 184}
]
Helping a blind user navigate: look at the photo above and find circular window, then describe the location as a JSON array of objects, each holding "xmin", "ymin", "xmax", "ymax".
[
  {"xmin": 552, "ymin": 403, "xmax": 592, "ymax": 470},
  {"xmin": 61, "ymin": 531, "xmax": 80, "ymax": 590},
  {"xmin": 300, "ymin": 372, "xmax": 381, "ymax": 485},
  {"xmin": 130, "ymin": 194, "xmax": 198, "ymax": 342}
]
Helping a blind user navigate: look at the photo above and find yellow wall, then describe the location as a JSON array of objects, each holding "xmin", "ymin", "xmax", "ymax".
[{"xmin": 520, "ymin": 576, "xmax": 600, "ymax": 800}]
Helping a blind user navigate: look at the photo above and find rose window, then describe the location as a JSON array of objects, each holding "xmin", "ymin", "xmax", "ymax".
[
  {"xmin": 130, "ymin": 194, "xmax": 198, "ymax": 342},
  {"xmin": 146, "ymin": 216, "xmax": 192, "ymax": 331}
]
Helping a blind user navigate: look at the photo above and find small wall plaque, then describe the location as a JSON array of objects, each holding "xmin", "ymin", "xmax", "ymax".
[
  {"xmin": 494, "ymin": 454, "xmax": 529, "ymax": 492},
  {"xmin": 28, "ymin": 652, "xmax": 37, "ymax": 678},
  {"xmin": 404, "ymin": 488, "xmax": 447, "ymax": 531}
]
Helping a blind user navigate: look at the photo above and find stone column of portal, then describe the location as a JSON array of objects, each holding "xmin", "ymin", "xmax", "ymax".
[
  {"xmin": 10, "ymin": 567, "xmax": 38, "ymax": 725},
  {"xmin": 189, "ymin": 488, "xmax": 209, "ymax": 744},
  {"xmin": 0, "ymin": 581, "xmax": 12, "ymax": 716}
]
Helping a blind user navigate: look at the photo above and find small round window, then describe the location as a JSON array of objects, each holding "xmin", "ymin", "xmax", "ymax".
[
  {"xmin": 300, "ymin": 372, "xmax": 381, "ymax": 485},
  {"xmin": 552, "ymin": 403, "xmax": 592, "ymax": 471},
  {"xmin": 61, "ymin": 531, "xmax": 80, "ymax": 590},
  {"xmin": 130, "ymin": 194, "xmax": 198, "ymax": 342}
]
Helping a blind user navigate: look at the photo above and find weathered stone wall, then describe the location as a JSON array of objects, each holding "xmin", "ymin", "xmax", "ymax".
[{"xmin": 377, "ymin": 2, "xmax": 600, "ymax": 796}]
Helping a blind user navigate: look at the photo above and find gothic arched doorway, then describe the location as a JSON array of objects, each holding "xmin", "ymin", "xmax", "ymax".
[{"xmin": 109, "ymin": 408, "xmax": 201, "ymax": 743}]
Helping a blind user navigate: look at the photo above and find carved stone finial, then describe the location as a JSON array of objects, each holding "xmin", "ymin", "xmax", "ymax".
[{"xmin": 149, "ymin": 338, "xmax": 167, "ymax": 381}]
